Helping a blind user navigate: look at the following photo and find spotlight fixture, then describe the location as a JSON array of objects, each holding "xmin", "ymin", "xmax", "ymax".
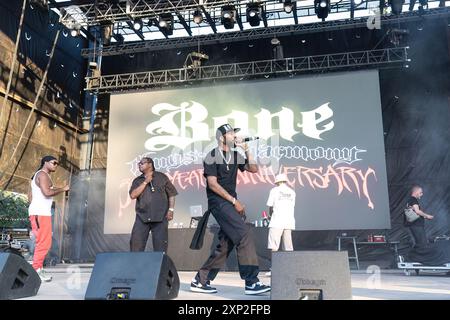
[
  {"xmin": 314, "ymin": 0, "xmax": 330, "ymax": 20},
  {"xmin": 158, "ymin": 13, "xmax": 174, "ymax": 35},
  {"xmin": 88, "ymin": 62, "xmax": 100, "ymax": 77},
  {"xmin": 70, "ymin": 24, "xmax": 81, "ymax": 37},
  {"xmin": 418, "ymin": 4, "xmax": 425, "ymax": 15},
  {"xmin": 100, "ymin": 23, "xmax": 113, "ymax": 45},
  {"xmin": 132, "ymin": 18, "xmax": 143, "ymax": 31},
  {"xmin": 193, "ymin": 8, "xmax": 203, "ymax": 24},
  {"xmin": 184, "ymin": 51, "xmax": 209, "ymax": 70},
  {"xmin": 389, "ymin": 28, "xmax": 409, "ymax": 46},
  {"xmin": 417, "ymin": 18, "xmax": 424, "ymax": 31},
  {"xmin": 246, "ymin": 3, "xmax": 262, "ymax": 27},
  {"xmin": 113, "ymin": 32, "xmax": 125, "ymax": 45},
  {"xmin": 273, "ymin": 43, "xmax": 284, "ymax": 60},
  {"xmin": 221, "ymin": 5, "xmax": 237, "ymax": 29},
  {"xmin": 389, "ymin": 0, "xmax": 405, "ymax": 15},
  {"xmin": 282, "ymin": 0, "xmax": 294, "ymax": 14},
  {"xmin": 30, "ymin": 0, "xmax": 49, "ymax": 11},
  {"xmin": 70, "ymin": 29, "xmax": 79, "ymax": 37}
]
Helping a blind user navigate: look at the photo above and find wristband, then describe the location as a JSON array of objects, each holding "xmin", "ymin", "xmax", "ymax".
[
  {"xmin": 232, "ymin": 198, "xmax": 236, "ymax": 205},
  {"xmin": 168, "ymin": 208, "xmax": 174, "ymax": 212}
]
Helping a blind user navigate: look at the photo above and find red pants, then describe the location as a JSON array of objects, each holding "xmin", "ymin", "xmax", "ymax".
[{"xmin": 29, "ymin": 215, "xmax": 52, "ymax": 270}]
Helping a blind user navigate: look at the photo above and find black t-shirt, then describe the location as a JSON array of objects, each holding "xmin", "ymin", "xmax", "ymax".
[
  {"xmin": 404, "ymin": 196, "xmax": 424, "ymax": 226},
  {"xmin": 203, "ymin": 148, "xmax": 248, "ymax": 204},
  {"xmin": 129, "ymin": 171, "xmax": 178, "ymax": 222}
]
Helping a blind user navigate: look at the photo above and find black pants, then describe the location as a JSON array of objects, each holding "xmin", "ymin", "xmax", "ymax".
[
  {"xmin": 130, "ymin": 215, "xmax": 168, "ymax": 252},
  {"xmin": 197, "ymin": 201, "xmax": 260, "ymax": 286},
  {"xmin": 409, "ymin": 224, "xmax": 428, "ymax": 247}
]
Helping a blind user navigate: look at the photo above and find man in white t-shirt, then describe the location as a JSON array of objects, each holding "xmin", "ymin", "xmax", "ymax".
[{"xmin": 266, "ymin": 173, "xmax": 296, "ymax": 253}]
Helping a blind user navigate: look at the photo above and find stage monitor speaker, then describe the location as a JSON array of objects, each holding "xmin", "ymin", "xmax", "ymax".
[
  {"xmin": 85, "ymin": 252, "xmax": 180, "ymax": 300},
  {"xmin": 271, "ymin": 251, "xmax": 352, "ymax": 300},
  {"xmin": 0, "ymin": 253, "xmax": 41, "ymax": 299}
]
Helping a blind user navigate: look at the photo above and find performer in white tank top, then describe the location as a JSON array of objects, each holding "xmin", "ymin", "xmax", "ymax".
[
  {"xmin": 28, "ymin": 170, "xmax": 53, "ymax": 217},
  {"xmin": 28, "ymin": 155, "xmax": 70, "ymax": 283}
]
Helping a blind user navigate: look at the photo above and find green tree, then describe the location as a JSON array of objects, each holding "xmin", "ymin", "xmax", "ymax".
[{"xmin": 0, "ymin": 190, "xmax": 30, "ymax": 229}]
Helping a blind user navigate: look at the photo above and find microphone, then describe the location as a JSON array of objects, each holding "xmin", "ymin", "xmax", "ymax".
[{"xmin": 243, "ymin": 136, "xmax": 259, "ymax": 142}]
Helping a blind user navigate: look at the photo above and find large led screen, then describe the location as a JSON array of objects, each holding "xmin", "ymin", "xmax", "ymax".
[{"xmin": 104, "ymin": 70, "xmax": 390, "ymax": 233}]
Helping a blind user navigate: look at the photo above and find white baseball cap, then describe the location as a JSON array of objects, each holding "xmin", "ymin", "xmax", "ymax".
[{"xmin": 274, "ymin": 173, "xmax": 288, "ymax": 184}]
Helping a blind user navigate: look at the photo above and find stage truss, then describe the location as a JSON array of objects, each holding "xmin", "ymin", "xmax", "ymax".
[
  {"xmin": 85, "ymin": 46, "xmax": 409, "ymax": 94},
  {"xmin": 78, "ymin": 6, "xmax": 449, "ymax": 58}
]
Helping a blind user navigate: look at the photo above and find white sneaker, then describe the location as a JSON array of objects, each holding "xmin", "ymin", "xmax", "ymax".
[
  {"xmin": 36, "ymin": 268, "xmax": 52, "ymax": 282},
  {"xmin": 245, "ymin": 282, "xmax": 271, "ymax": 295},
  {"xmin": 265, "ymin": 271, "xmax": 271, "ymax": 276},
  {"xmin": 190, "ymin": 277, "xmax": 217, "ymax": 294}
]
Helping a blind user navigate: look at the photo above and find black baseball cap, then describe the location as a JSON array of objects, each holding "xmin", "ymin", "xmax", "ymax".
[
  {"xmin": 41, "ymin": 155, "xmax": 57, "ymax": 164},
  {"xmin": 216, "ymin": 124, "xmax": 240, "ymax": 140}
]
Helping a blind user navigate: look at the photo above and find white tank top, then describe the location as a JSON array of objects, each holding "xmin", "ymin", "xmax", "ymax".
[{"xmin": 28, "ymin": 170, "xmax": 53, "ymax": 216}]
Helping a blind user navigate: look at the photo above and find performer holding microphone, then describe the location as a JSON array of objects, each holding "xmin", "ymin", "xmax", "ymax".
[{"xmin": 190, "ymin": 124, "xmax": 270, "ymax": 295}]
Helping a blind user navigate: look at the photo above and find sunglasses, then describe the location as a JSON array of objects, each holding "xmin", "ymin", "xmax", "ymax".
[
  {"xmin": 138, "ymin": 161, "xmax": 149, "ymax": 166},
  {"xmin": 50, "ymin": 161, "xmax": 59, "ymax": 166}
]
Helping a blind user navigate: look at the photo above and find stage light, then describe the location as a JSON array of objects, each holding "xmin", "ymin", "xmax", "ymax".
[
  {"xmin": 418, "ymin": 4, "xmax": 425, "ymax": 15},
  {"xmin": 184, "ymin": 51, "xmax": 209, "ymax": 70},
  {"xmin": 100, "ymin": 23, "xmax": 113, "ymax": 45},
  {"xmin": 409, "ymin": 0, "xmax": 427, "ymax": 10},
  {"xmin": 158, "ymin": 13, "xmax": 174, "ymax": 35},
  {"xmin": 282, "ymin": 0, "xmax": 294, "ymax": 13},
  {"xmin": 30, "ymin": 0, "xmax": 49, "ymax": 11},
  {"xmin": 113, "ymin": 33, "xmax": 125, "ymax": 45},
  {"xmin": 70, "ymin": 24, "xmax": 81, "ymax": 37},
  {"xmin": 221, "ymin": 5, "xmax": 236, "ymax": 29},
  {"xmin": 273, "ymin": 43, "xmax": 284, "ymax": 60},
  {"xmin": 193, "ymin": 8, "xmax": 203, "ymax": 24},
  {"xmin": 417, "ymin": 18, "xmax": 424, "ymax": 30},
  {"xmin": 246, "ymin": 3, "xmax": 262, "ymax": 27},
  {"xmin": 70, "ymin": 28, "xmax": 79, "ymax": 37},
  {"xmin": 389, "ymin": 0, "xmax": 405, "ymax": 15},
  {"xmin": 314, "ymin": 0, "xmax": 330, "ymax": 20},
  {"xmin": 389, "ymin": 28, "xmax": 409, "ymax": 46},
  {"xmin": 89, "ymin": 61, "xmax": 100, "ymax": 77},
  {"xmin": 132, "ymin": 18, "xmax": 143, "ymax": 31}
]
